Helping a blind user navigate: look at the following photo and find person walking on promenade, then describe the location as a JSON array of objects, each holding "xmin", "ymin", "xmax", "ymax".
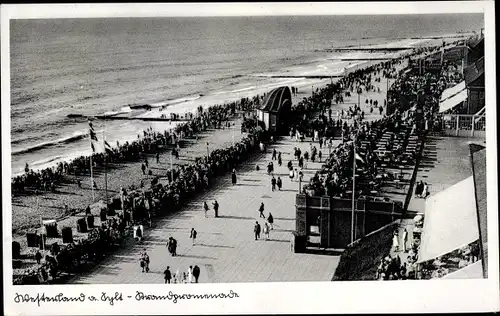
[
  {"xmin": 259, "ymin": 202, "xmax": 266, "ymax": 218},
  {"xmin": 267, "ymin": 162, "xmax": 273, "ymax": 175},
  {"xmin": 139, "ymin": 255, "xmax": 146, "ymax": 273},
  {"xmin": 156, "ymin": 152, "xmax": 160, "ymax": 164},
  {"xmin": 392, "ymin": 231, "xmax": 399, "ymax": 252},
  {"xmin": 294, "ymin": 168, "xmax": 299, "ymax": 182},
  {"xmin": 254, "ymin": 221, "xmax": 261, "ymax": 240},
  {"xmin": 193, "ymin": 265, "xmax": 200, "ymax": 283},
  {"xmin": 276, "ymin": 177, "xmax": 282, "ymax": 191},
  {"xmin": 190, "ymin": 228, "xmax": 197, "ymax": 245},
  {"xmin": 272, "ymin": 148, "xmax": 277, "ymax": 160},
  {"xmin": 267, "ymin": 213, "xmax": 274, "ymax": 230},
  {"xmin": 289, "ymin": 168, "xmax": 295, "ymax": 182},
  {"xmin": 203, "ymin": 201, "xmax": 210, "ymax": 217},
  {"xmin": 140, "ymin": 249, "xmax": 150, "ymax": 273},
  {"xmin": 174, "ymin": 268, "xmax": 180, "ymax": 283},
  {"xmin": 168, "ymin": 237, "xmax": 178, "ymax": 257},
  {"xmin": 415, "ymin": 180, "xmax": 423, "ymax": 198},
  {"xmin": 264, "ymin": 222, "xmax": 270, "ymax": 240},
  {"xmin": 188, "ymin": 266, "xmax": 194, "ymax": 283},
  {"xmin": 319, "ymin": 150, "xmax": 322, "ymax": 162},
  {"xmin": 135, "ymin": 225, "xmax": 143, "ymax": 242},
  {"xmin": 402, "ymin": 228, "xmax": 408, "ymax": 252},
  {"xmin": 231, "ymin": 169, "xmax": 237, "ymax": 185},
  {"xmin": 287, "ymin": 160, "xmax": 293, "ymax": 171},
  {"xmin": 278, "ymin": 152, "xmax": 282, "ymax": 167},
  {"xmin": 172, "ymin": 238, "xmax": 178, "ymax": 256},
  {"xmin": 213, "ymin": 200, "xmax": 219, "ymax": 217},
  {"xmin": 271, "ymin": 176, "xmax": 277, "ymax": 191},
  {"xmin": 144, "ymin": 158, "xmax": 149, "ymax": 169},
  {"xmin": 141, "ymin": 163, "xmax": 146, "ymax": 175},
  {"xmin": 422, "ymin": 182, "xmax": 429, "ymax": 198},
  {"xmin": 164, "ymin": 266, "xmax": 172, "ymax": 284},
  {"xmin": 35, "ymin": 251, "xmax": 42, "ymax": 264},
  {"xmin": 167, "ymin": 237, "xmax": 174, "ymax": 256}
]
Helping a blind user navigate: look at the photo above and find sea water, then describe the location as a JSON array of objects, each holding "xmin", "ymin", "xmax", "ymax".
[{"xmin": 10, "ymin": 14, "xmax": 483, "ymax": 174}]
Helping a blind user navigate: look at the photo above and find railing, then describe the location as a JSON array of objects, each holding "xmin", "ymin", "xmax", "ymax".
[{"xmin": 439, "ymin": 114, "xmax": 485, "ymax": 137}]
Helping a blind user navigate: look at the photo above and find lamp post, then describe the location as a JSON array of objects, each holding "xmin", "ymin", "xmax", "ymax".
[
  {"xmin": 170, "ymin": 152, "xmax": 174, "ymax": 184},
  {"xmin": 232, "ymin": 122, "xmax": 235, "ymax": 146},
  {"xmin": 386, "ymin": 77, "xmax": 391, "ymax": 112}
]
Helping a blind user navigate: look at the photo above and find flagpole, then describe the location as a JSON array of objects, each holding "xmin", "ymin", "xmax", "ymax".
[
  {"xmin": 170, "ymin": 151, "xmax": 173, "ymax": 184},
  {"xmin": 104, "ymin": 116, "xmax": 109, "ymax": 210},
  {"xmin": 89, "ymin": 131, "xmax": 94, "ymax": 202},
  {"xmin": 351, "ymin": 134, "xmax": 356, "ymax": 244}
]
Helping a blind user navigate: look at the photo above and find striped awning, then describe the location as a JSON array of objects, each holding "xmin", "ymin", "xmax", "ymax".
[
  {"xmin": 440, "ymin": 81, "xmax": 466, "ymax": 102},
  {"xmin": 418, "ymin": 177, "xmax": 479, "ymax": 263},
  {"xmin": 439, "ymin": 88, "xmax": 467, "ymax": 113}
]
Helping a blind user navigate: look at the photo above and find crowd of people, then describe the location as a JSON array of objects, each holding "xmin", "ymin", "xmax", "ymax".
[
  {"xmin": 15, "ymin": 41, "xmax": 459, "ymax": 284},
  {"xmin": 11, "ymin": 96, "xmax": 258, "ymax": 195}
]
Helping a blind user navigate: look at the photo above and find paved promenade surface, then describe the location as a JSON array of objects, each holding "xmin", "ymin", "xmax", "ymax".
[{"xmin": 73, "ymin": 136, "xmax": 339, "ymax": 284}]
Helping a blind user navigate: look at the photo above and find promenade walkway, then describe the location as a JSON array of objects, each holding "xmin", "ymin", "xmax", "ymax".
[
  {"xmin": 73, "ymin": 136, "xmax": 340, "ymax": 283},
  {"xmin": 72, "ymin": 59, "xmax": 400, "ymax": 284}
]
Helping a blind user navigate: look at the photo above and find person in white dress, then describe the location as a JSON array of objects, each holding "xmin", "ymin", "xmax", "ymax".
[
  {"xmin": 263, "ymin": 222, "xmax": 270, "ymax": 240},
  {"xmin": 422, "ymin": 182, "xmax": 429, "ymax": 198},
  {"xmin": 188, "ymin": 266, "xmax": 194, "ymax": 283},
  {"xmin": 402, "ymin": 228, "xmax": 408, "ymax": 252},
  {"xmin": 392, "ymin": 231, "xmax": 399, "ymax": 252}
]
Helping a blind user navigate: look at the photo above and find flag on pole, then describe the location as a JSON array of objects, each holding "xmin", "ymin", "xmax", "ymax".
[
  {"xmin": 90, "ymin": 129, "xmax": 98, "ymax": 141},
  {"xmin": 104, "ymin": 140, "xmax": 113, "ymax": 154},
  {"xmin": 89, "ymin": 120, "xmax": 98, "ymax": 152}
]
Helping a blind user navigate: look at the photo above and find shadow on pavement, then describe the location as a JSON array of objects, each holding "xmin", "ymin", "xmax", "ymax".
[
  {"xmin": 196, "ymin": 243, "xmax": 234, "ymax": 249},
  {"xmin": 218, "ymin": 215, "xmax": 255, "ymax": 220},
  {"xmin": 180, "ymin": 254, "xmax": 216, "ymax": 260},
  {"xmin": 265, "ymin": 238, "xmax": 289, "ymax": 243}
]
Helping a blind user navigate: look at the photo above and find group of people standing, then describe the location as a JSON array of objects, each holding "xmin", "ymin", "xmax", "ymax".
[
  {"xmin": 139, "ymin": 249, "xmax": 203, "ymax": 283},
  {"xmin": 254, "ymin": 208, "xmax": 274, "ymax": 241},
  {"xmin": 414, "ymin": 180, "xmax": 429, "ymax": 199},
  {"xmin": 163, "ymin": 265, "xmax": 201, "ymax": 284},
  {"xmin": 203, "ymin": 200, "xmax": 219, "ymax": 217}
]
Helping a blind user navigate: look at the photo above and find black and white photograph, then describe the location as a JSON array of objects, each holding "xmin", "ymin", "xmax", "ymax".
[{"xmin": 2, "ymin": 2, "xmax": 498, "ymax": 315}]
